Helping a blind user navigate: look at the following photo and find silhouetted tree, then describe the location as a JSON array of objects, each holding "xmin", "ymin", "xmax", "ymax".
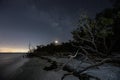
[
  {"xmin": 61, "ymin": 2, "xmax": 120, "ymax": 79},
  {"xmin": 71, "ymin": 13, "xmax": 114, "ymax": 59},
  {"xmin": 96, "ymin": 0, "xmax": 120, "ymax": 52}
]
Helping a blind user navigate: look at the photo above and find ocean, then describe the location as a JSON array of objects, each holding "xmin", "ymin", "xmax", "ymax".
[{"xmin": 0, "ymin": 53, "xmax": 29, "ymax": 80}]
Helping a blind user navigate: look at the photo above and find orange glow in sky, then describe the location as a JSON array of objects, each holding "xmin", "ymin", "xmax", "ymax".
[{"xmin": 0, "ymin": 47, "xmax": 28, "ymax": 53}]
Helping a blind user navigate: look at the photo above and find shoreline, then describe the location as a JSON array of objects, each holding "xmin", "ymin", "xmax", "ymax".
[
  {"xmin": 1, "ymin": 55, "xmax": 119, "ymax": 80},
  {"xmin": 9, "ymin": 57, "xmax": 79, "ymax": 80},
  {"xmin": 37, "ymin": 56, "xmax": 120, "ymax": 80}
]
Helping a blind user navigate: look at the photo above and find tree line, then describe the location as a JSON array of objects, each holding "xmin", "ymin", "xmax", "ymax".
[
  {"xmin": 27, "ymin": 41, "xmax": 77, "ymax": 57},
  {"xmin": 28, "ymin": 0, "xmax": 120, "ymax": 59}
]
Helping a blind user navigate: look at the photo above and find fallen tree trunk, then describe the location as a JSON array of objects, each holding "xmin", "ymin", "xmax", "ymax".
[
  {"xmin": 62, "ymin": 58, "xmax": 112, "ymax": 80},
  {"xmin": 78, "ymin": 58, "xmax": 112, "ymax": 73}
]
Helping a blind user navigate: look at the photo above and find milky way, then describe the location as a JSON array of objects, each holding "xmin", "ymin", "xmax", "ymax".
[{"xmin": 0, "ymin": 0, "xmax": 112, "ymax": 51}]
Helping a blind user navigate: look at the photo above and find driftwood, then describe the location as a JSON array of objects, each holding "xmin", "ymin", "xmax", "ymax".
[
  {"xmin": 61, "ymin": 58, "xmax": 112, "ymax": 80},
  {"xmin": 78, "ymin": 58, "xmax": 111, "ymax": 73},
  {"xmin": 61, "ymin": 72, "xmax": 100, "ymax": 80},
  {"xmin": 54, "ymin": 49, "xmax": 80, "ymax": 71},
  {"xmin": 39, "ymin": 56, "xmax": 119, "ymax": 80}
]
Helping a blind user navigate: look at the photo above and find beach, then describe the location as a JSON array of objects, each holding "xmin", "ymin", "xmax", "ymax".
[
  {"xmin": 0, "ymin": 53, "xmax": 120, "ymax": 80},
  {"xmin": 0, "ymin": 54, "xmax": 78, "ymax": 80}
]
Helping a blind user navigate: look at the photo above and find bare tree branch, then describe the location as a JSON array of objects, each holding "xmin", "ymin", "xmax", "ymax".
[
  {"xmin": 61, "ymin": 58, "xmax": 111, "ymax": 80},
  {"xmin": 78, "ymin": 58, "xmax": 112, "ymax": 73},
  {"xmin": 75, "ymin": 32, "xmax": 92, "ymax": 43},
  {"xmin": 55, "ymin": 49, "xmax": 80, "ymax": 71}
]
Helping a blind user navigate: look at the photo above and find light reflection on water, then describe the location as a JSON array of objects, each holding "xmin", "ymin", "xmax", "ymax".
[
  {"xmin": 0, "ymin": 53, "xmax": 29, "ymax": 80},
  {"xmin": 0, "ymin": 53, "xmax": 23, "ymax": 65}
]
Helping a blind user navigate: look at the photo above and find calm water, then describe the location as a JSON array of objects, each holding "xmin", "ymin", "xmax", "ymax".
[
  {"xmin": 0, "ymin": 53, "xmax": 73, "ymax": 80},
  {"xmin": 0, "ymin": 53, "xmax": 29, "ymax": 80}
]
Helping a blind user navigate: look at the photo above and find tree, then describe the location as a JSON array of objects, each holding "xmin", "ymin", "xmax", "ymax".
[
  {"xmin": 61, "ymin": 1, "xmax": 120, "ymax": 79},
  {"xmin": 71, "ymin": 13, "xmax": 113, "ymax": 59},
  {"xmin": 61, "ymin": 13, "xmax": 120, "ymax": 80},
  {"xmin": 96, "ymin": 0, "xmax": 120, "ymax": 52}
]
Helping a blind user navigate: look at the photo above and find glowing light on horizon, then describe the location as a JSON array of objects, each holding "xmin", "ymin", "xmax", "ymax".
[
  {"xmin": 0, "ymin": 47, "xmax": 28, "ymax": 53},
  {"xmin": 54, "ymin": 40, "xmax": 59, "ymax": 44}
]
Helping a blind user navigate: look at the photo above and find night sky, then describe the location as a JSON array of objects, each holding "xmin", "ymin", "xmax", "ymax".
[{"xmin": 0, "ymin": 0, "xmax": 112, "ymax": 52}]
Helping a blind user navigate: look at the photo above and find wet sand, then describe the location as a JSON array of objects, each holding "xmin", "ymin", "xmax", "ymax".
[{"xmin": 9, "ymin": 58, "xmax": 78, "ymax": 80}]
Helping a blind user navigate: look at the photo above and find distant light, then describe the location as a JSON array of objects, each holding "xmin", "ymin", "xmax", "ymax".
[
  {"xmin": 0, "ymin": 48, "xmax": 28, "ymax": 53},
  {"xmin": 54, "ymin": 40, "xmax": 59, "ymax": 44}
]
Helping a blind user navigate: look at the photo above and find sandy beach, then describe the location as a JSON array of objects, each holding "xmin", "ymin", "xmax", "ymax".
[
  {"xmin": 9, "ymin": 57, "xmax": 79, "ymax": 80},
  {"xmin": 0, "ymin": 54, "xmax": 119, "ymax": 80}
]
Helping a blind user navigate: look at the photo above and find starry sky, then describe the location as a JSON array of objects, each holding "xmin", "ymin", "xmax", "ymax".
[{"xmin": 0, "ymin": 0, "xmax": 112, "ymax": 52}]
